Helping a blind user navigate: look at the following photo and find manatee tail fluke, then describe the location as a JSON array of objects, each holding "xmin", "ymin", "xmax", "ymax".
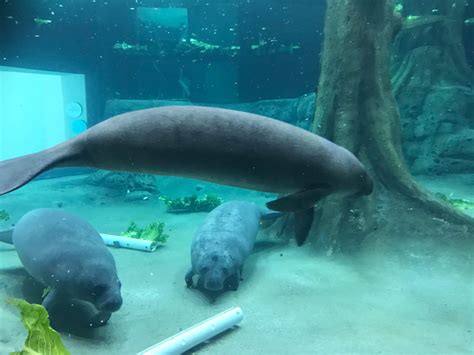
[
  {"xmin": 0, "ymin": 228, "xmax": 14, "ymax": 244},
  {"xmin": 0, "ymin": 144, "xmax": 79, "ymax": 196}
]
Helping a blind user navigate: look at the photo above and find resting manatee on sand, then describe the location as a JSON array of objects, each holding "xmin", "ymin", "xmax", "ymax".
[
  {"xmin": 0, "ymin": 106, "xmax": 373, "ymax": 244},
  {"xmin": 186, "ymin": 201, "xmax": 282, "ymax": 293},
  {"xmin": 0, "ymin": 208, "xmax": 122, "ymax": 327}
]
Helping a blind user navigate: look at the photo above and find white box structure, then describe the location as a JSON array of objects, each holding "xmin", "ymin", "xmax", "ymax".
[{"xmin": 0, "ymin": 66, "xmax": 88, "ymax": 160}]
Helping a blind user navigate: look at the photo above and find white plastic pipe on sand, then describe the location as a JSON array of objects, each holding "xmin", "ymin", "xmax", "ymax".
[
  {"xmin": 137, "ymin": 307, "xmax": 244, "ymax": 355},
  {"xmin": 100, "ymin": 233, "xmax": 158, "ymax": 252}
]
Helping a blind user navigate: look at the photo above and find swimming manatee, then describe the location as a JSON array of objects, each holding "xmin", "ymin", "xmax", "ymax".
[
  {"xmin": 0, "ymin": 208, "xmax": 122, "ymax": 327},
  {"xmin": 0, "ymin": 106, "xmax": 373, "ymax": 244},
  {"xmin": 185, "ymin": 201, "xmax": 282, "ymax": 292}
]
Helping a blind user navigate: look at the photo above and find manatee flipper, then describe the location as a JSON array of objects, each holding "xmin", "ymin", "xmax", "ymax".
[
  {"xmin": 87, "ymin": 311, "xmax": 112, "ymax": 328},
  {"xmin": 185, "ymin": 269, "xmax": 195, "ymax": 288},
  {"xmin": 0, "ymin": 228, "xmax": 14, "ymax": 244},
  {"xmin": 0, "ymin": 142, "xmax": 82, "ymax": 196},
  {"xmin": 266, "ymin": 185, "xmax": 331, "ymax": 212},
  {"xmin": 42, "ymin": 288, "xmax": 63, "ymax": 313},
  {"xmin": 294, "ymin": 207, "xmax": 315, "ymax": 246}
]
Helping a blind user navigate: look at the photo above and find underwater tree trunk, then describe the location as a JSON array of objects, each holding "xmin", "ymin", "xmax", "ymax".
[
  {"xmin": 392, "ymin": 0, "xmax": 473, "ymax": 88},
  {"xmin": 305, "ymin": 0, "xmax": 474, "ymax": 258},
  {"xmin": 391, "ymin": 0, "xmax": 474, "ymax": 174}
]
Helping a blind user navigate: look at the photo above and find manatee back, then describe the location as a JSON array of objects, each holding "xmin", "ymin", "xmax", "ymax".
[
  {"xmin": 12, "ymin": 208, "xmax": 116, "ymax": 285},
  {"xmin": 191, "ymin": 201, "xmax": 261, "ymax": 267}
]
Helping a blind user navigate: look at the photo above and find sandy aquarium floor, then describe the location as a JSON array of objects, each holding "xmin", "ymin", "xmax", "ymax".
[{"xmin": 0, "ymin": 173, "xmax": 473, "ymax": 354}]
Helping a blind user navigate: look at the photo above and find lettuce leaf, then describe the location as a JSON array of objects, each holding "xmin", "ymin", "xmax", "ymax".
[
  {"xmin": 141, "ymin": 222, "xmax": 169, "ymax": 243},
  {"xmin": 8, "ymin": 298, "xmax": 70, "ymax": 355}
]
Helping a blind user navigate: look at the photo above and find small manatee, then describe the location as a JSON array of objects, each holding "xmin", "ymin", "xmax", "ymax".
[{"xmin": 185, "ymin": 201, "xmax": 282, "ymax": 293}]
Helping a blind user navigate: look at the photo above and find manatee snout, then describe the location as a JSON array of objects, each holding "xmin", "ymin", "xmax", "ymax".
[
  {"xmin": 199, "ymin": 254, "xmax": 234, "ymax": 291},
  {"xmin": 353, "ymin": 170, "xmax": 374, "ymax": 197},
  {"xmin": 98, "ymin": 292, "xmax": 123, "ymax": 313},
  {"xmin": 360, "ymin": 171, "xmax": 374, "ymax": 195},
  {"xmin": 93, "ymin": 281, "xmax": 123, "ymax": 313},
  {"xmin": 203, "ymin": 270, "xmax": 226, "ymax": 291}
]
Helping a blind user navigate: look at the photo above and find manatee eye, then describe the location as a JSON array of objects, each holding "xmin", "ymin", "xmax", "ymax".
[
  {"xmin": 91, "ymin": 284, "xmax": 107, "ymax": 297},
  {"xmin": 222, "ymin": 267, "xmax": 229, "ymax": 275},
  {"xmin": 200, "ymin": 267, "xmax": 209, "ymax": 274}
]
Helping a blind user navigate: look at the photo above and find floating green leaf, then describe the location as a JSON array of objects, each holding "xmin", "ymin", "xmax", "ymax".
[{"xmin": 8, "ymin": 298, "xmax": 70, "ymax": 355}]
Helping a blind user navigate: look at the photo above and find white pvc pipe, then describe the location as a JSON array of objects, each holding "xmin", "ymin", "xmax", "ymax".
[
  {"xmin": 100, "ymin": 233, "xmax": 158, "ymax": 252},
  {"xmin": 137, "ymin": 307, "xmax": 244, "ymax": 355}
]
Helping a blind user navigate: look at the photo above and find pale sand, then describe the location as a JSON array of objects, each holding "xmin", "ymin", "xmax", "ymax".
[{"xmin": 0, "ymin": 174, "xmax": 472, "ymax": 354}]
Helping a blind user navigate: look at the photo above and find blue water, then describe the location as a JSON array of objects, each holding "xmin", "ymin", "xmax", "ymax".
[{"xmin": 0, "ymin": 1, "xmax": 473, "ymax": 354}]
